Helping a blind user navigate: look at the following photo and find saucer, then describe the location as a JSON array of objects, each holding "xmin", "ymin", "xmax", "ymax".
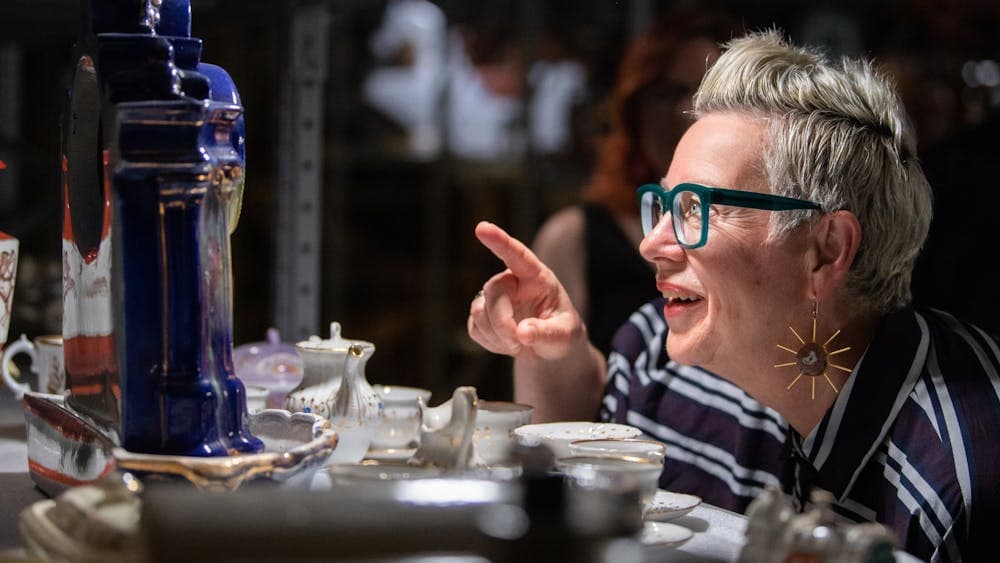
[
  {"xmin": 640, "ymin": 521, "xmax": 694, "ymax": 547},
  {"xmin": 326, "ymin": 460, "xmax": 442, "ymax": 482},
  {"xmin": 644, "ymin": 489, "xmax": 702, "ymax": 522},
  {"xmin": 513, "ymin": 421, "xmax": 642, "ymax": 458},
  {"xmin": 366, "ymin": 447, "xmax": 416, "ymax": 462}
]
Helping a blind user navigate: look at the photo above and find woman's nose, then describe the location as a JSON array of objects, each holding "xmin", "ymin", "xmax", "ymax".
[{"xmin": 639, "ymin": 214, "xmax": 685, "ymax": 262}]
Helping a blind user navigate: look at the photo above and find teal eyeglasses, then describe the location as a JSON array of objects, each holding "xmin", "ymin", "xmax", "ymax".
[{"xmin": 637, "ymin": 183, "xmax": 822, "ymax": 249}]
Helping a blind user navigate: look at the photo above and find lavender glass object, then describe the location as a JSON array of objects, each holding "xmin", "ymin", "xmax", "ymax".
[{"xmin": 233, "ymin": 328, "xmax": 304, "ymax": 409}]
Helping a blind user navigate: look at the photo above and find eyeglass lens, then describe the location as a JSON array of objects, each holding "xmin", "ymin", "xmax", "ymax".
[{"xmin": 640, "ymin": 188, "xmax": 705, "ymax": 246}]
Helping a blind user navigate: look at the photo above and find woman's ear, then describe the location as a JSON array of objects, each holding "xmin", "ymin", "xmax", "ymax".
[{"xmin": 808, "ymin": 210, "xmax": 862, "ymax": 300}]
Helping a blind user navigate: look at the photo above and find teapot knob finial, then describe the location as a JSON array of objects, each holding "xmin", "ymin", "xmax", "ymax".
[
  {"xmin": 266, "ymin": 327, "xmax": 281, "ymax": 345},
  {"xmin": 330, "ymin": 321, "xmax": 342, "ymax": 340}
]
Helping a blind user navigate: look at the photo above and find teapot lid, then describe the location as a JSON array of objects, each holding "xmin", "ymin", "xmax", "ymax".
[
  {"xmin": 295, "ymin": 321, "xmax": 374, "ymax": 353},
  {"xmin": 235, "ymin": 328, "xmax": 297, "ymax": 358}
]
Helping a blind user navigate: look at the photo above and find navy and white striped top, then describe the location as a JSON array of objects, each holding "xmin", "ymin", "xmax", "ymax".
[{"xmin": 600, "ymin": 298, "xmax": 999, "ymax": 562}]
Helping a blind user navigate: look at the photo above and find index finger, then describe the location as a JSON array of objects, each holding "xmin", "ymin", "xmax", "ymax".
[{"xmin": 475, "ymin": 221, "xmax": 545, "ymax": 280}]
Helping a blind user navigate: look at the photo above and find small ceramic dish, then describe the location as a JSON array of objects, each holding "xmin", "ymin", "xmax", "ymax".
[
  {"xmin": 644, "ymin": 489, "xmax": 702, "ymax": 522},
  {"xmin": 568, "ymin": 438, "xmax": 666, "ymax": 464},
  {"xmin": 513, "ymin": 421, "xmax": 642, "ymax": 459},
  {"xmin": 640, "ymin": 521, "xmax": 694, "ymax": 547}
]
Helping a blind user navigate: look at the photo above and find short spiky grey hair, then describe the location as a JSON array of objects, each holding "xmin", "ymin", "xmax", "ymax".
[{"xmin": 692, "ymin": 30, "xmax": 932, "ymax": 313}]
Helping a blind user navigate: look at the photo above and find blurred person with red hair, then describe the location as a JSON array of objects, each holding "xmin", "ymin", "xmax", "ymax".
[{"xmin": 532, "ymin": 10, "xmax": 741, "ymax": 356}]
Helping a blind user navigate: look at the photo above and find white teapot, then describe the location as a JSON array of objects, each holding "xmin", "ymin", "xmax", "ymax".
[{"xmin": 284, "ymin": 322, "xmax": 373, "ymax": 420}]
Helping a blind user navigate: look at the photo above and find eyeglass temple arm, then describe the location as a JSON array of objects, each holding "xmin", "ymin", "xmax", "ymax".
[{"xmin": 711, "ymin": 188, "xmax": 822, "ymax": 211}]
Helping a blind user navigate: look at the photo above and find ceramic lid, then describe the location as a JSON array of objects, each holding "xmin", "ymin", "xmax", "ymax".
[
  {"xmin": 234, "ymin": 328, "xmax": 298, "ymax": 362},
  {"xmin": 295, "ymin": 322, "xmax": 374, "ymax": 353},
  {"xmin": 233, "ymin": 328, "xmax": 303, "ymax": 391}
]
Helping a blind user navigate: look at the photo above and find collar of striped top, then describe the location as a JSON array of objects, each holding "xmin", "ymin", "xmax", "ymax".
[{"xmin": 790, "ymin": 308, "xmax": 927, "ymax": 501}]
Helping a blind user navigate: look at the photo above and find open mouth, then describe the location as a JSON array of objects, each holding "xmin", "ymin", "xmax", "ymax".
[
  {"xmin": 661, "ymin": 290, "xmax": 703, "ymax": 316},
  {"xmin": 662, "ymin": 289, "xmax": 703, "ymax": 306}
]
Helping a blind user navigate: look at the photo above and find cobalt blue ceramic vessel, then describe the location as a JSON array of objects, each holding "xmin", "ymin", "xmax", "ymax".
[{"xmin": 61, "ymin": 0, "xmax": 263, "ymax": 456}]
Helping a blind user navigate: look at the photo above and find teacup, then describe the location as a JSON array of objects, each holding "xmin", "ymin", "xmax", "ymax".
[
  {"xmin": 555, "ymin": 454, "xmax": 662, "ymax": 506},
  {"xmin": 0, "ymin": 230, "xmax": 18, "ymax": 354},
  {"xmin": 2, "ymin": 334, "xmax": 65, "ymax": 399},
  {"xmin": 244, "ymin": 384, "xmax": 269, "ymax": 414},
  {"xmin": 370, "ymin": 384, "xmax": 432, "ymax": 450},
  {"xmin": 568, "ymin": 438, "xmax": 666, "ymax": 465},
  {"xmin": 473, "ymin": 400, "xmax": 534, "ymax": 466}
]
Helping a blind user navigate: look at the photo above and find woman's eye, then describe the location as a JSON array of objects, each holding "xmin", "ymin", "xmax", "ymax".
[{"xmin": 682, "ymin": 202, "xmax": 702, "ymax": 220}]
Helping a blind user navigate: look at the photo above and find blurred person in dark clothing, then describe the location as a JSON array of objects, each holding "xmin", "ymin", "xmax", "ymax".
[{"xmin": 531, "ymin": 10, "xmax": 741, "ymax": 356}]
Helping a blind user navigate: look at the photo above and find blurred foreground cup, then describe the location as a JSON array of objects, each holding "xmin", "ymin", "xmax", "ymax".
[
  {"xmin": 568, "ymin": 438, "xmax": 666, "ymax": 465},
  {"xmin": 556, "ymin": 455, "xmax": 662, "ymax": 506}
]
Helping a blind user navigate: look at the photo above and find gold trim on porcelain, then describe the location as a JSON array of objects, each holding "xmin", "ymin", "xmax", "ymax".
[
  {"xmin": 112, "ymin": 413, "xmax": 338, "ymax": 493},
  {"xmin": 294, "ymin": 340, "xmax": 374, "ymax": 353},
  {"xmin": 37, "ymin": 335, "xmax": 64, "ymax": 346}
]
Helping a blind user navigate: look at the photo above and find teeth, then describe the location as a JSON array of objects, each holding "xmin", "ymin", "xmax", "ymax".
[{"xmin": 663, "ymin": 291, "xmax": 700, "ymax": 302}]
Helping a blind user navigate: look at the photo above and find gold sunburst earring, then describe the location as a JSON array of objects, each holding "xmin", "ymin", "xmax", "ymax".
[{"xmin": 775, "ymin": 301, "xmax": 852, "ymax": 399}]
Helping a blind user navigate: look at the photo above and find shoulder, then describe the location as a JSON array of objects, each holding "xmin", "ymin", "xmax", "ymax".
[
  {"xmin": 879, "ymin": 308, "xmax": 1000, "ymax": 454},
  {"xmin": 532, "ymin": 206, "xmax": 586, "ymax": 259},
  {"xmin": 913, "ymin": 308, "xmax": 1000, "ymax": 385},
  {"xmin": 890, "ymin": 309, "xmax": 1000, "ymax": 558}
]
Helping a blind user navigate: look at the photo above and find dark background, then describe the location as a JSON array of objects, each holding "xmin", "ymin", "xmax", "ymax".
[{"xmin": 1, "ymin": 0, "xmax": 998, "ymax": 404}]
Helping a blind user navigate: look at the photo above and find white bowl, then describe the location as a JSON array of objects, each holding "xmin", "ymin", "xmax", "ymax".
[{"xmin": 512, "ymin": 422, "xmax": 642, "ymax": 459}]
